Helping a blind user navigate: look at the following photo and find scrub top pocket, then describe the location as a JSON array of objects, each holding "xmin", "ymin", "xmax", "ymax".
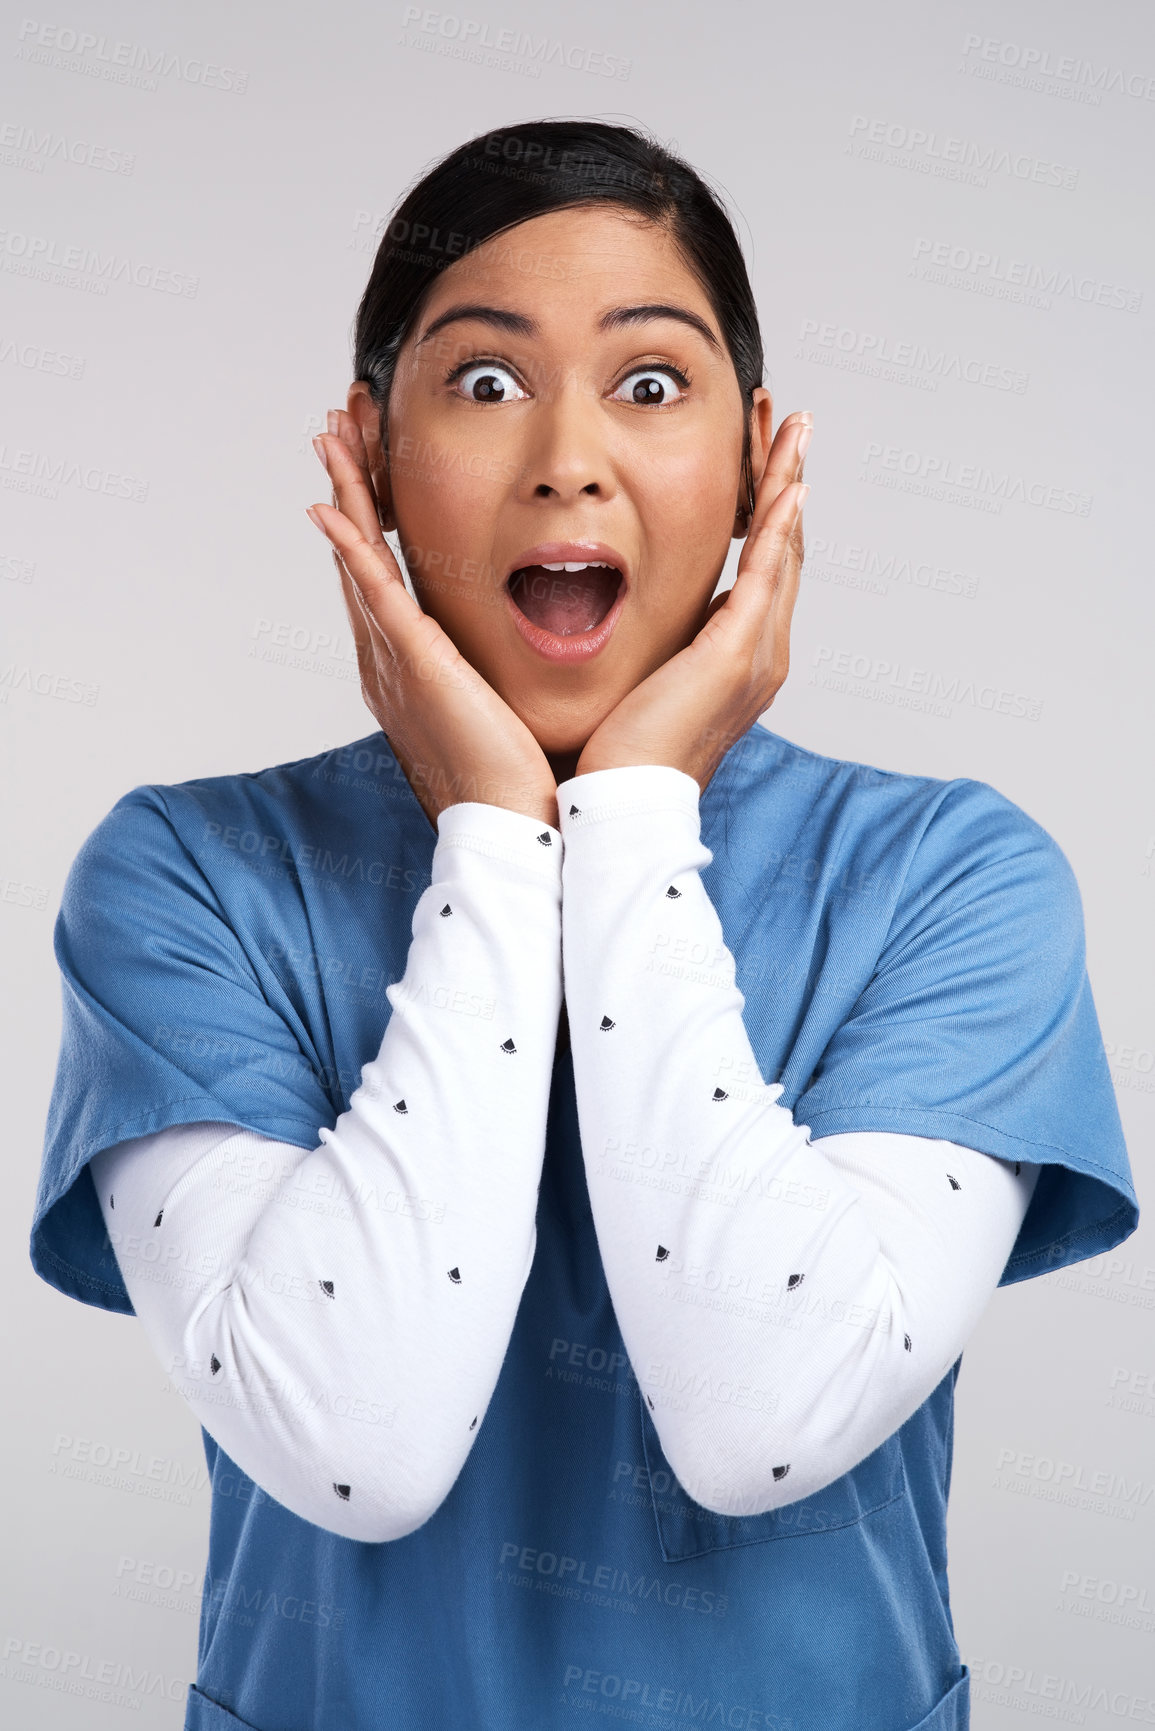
[
  {"xmin": 638, "ymin": 1384, "xmax": 908, "ymax": 1562},
  {"xmin": 184, "ymin": 1684, "xmax": 266, "ymax": 1729},
  {"xmin": 903, "ymin": 1666, "xmax": 971, "ymax": 1729}
]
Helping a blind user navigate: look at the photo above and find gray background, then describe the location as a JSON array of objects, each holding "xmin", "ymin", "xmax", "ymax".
[{"xmin": 2, "ymin": 0, "xmax": 1152, "ymax": 1722}]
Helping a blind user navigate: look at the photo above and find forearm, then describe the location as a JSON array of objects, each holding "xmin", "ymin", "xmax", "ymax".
[
  {"xmin": 558, "ymin": 765, "xmax": 1038, "ymax": 1515},
  {"xmin": 91, "ymin": 800, "xmax": 563, "ymax": 1541}
]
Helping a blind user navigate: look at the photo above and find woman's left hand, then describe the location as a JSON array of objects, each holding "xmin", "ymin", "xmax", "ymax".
[{"xmin": 575, "ymin": 412, "xmax": 811, "ymax": 791}]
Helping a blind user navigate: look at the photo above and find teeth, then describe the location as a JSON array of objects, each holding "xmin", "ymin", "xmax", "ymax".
[{"xmin": 538, "ymin": 560, "xmax": 614, "ymax": 573}]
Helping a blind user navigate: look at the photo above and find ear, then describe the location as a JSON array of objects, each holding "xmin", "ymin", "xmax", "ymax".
[
  {"xmin": 732, "ymin": 386, "xmax": 774, "ymax": 537},
  {"xmin": 346, "ymin": 379, "xmax": 396, "ymax": 534}
]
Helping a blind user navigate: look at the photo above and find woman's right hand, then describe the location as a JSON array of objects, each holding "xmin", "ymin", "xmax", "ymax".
[{"xmin": 308, "ymin": 409, "xmax": 559, "ymax": 832}]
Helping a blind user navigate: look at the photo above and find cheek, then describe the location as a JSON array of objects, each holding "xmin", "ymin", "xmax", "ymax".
[
  {"xmin": 632, "ymin": 440, "xmax": 741, "ymax": 553},
  {"xmin": 388, "ymin": 394, "xmax": 515, "ymax": 529},
  {"xmin": 390, "ymin": 462, "xmax": 503, "ymax": 578}
]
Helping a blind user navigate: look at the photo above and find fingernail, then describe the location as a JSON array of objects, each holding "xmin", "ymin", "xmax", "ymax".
[
  {"xmin": 326, "ymin": 410, "xmax": 339, "ymax": 435},
  {"xmin": 312, "ymin": 436, "xmax": 329, "ymax": 472},
  {"xmin": 797, "ymin": 411, "xmax": 814, "ymax": 427},
  {"xmin": 794, "ymin": 484, "xmax": 810, "ymax": 515},
  {"xmin": 796, "ymin": 425, "xmax": 812, "ymax": 462},
  {"xmin": 305, "ymin": 506, "xmax": 325, "ymax": 531}
]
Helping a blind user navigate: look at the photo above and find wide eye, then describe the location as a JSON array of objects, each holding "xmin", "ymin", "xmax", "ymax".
[
  {"xmin": 453, "ymin": 363, "xmax": 528, "ymax": 403},
  {"xmin": 611, "ymin": 368, "xmax": 687, "ymax": 407}
]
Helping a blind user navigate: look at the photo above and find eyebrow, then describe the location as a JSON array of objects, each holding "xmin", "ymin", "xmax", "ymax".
[
  {"xmin": 416, "ymin": 301, "xmax": 722, "ymax": 352},
  {"xmin": 598, "ymin": 303, "xmax": 721, "ymax": 352},
  {"xmin": 417, "ymin": 305, "xmax": 535, "ymax": 346}
]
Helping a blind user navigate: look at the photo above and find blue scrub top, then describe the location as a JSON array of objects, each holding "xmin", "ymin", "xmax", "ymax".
[{"xmin": 31, "ymin": 723, "xmax": 1138, "ymax": 1731}]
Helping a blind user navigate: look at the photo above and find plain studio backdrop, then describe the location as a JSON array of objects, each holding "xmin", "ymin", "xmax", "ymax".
[{"xmin": 2, "ymin": 0, "xmax": 1152, "ymax": 1723}]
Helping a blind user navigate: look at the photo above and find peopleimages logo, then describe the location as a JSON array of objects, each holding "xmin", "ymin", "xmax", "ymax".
[
  {"xmin": 0, "ymin": 443, "xmax": 147, "ymax": 501},
  {"xmin": 847, "ymin": 115, "xmax": 1078, "ymax": 190},
  {"xmin": 559, "ymin": 1662, "xmax": 792, "ymax": 1728},
  {"xmin": 911, "ymin": 237, "xmax": 1141, "ymax": 314},
  {"xmin": 860, "ymin": 441, "xmax": 1092, "ymax": 517},
  {"xmin": 810, "ymin": 646, "xmax": 1043, "ymax": 723},
  {"xmin": 803, "ymin": 536, "xmax": 980, "ymax": 601},
  {"xmin": 0, "ymin": 664, "xmax": 99, "ymax": 705},
  {"xmin": 14, "ymin": 19, "xmax": 248, "ymax": 93},
  {"xmin": 0, "ymin": 227, "xmax": 198, "ymax": 297},
  {"xmin": 968, "ymin": 1656, "xmax": 1155, "ymax": 1724},
  {"xmin": 1, "ymin": 1635, "xmax": 187, "ymax": 1710},
  {"xmin": 0, "ymin": 119, "xmax": 135, "ymax": 175},
  {"xmin": 0, "ymin": 337, "xmax": 84, "ymax": 380},
  {"xmin": 797, "ymin": 318, "xmax": 1028, "ymax": 395},
  {"xmin": 959, "ymin": 33, "xmax": 1155, "ymax": 103},
  {"xmin": 398, "ymin": 7, "xmax": 631, "ymax": 78}
]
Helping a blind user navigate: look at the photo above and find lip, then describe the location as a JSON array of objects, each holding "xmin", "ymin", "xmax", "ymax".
[{"xmin": 502, "ymin": 541, "xmax": 630, "ymax": 663}]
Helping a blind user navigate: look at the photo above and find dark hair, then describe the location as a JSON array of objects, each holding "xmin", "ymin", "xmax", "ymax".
[{"xmin": 352, "ymin": 120, "xmax": 765, "ymax": 515}]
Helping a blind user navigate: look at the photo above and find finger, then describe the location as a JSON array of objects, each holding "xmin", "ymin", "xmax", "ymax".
[
  {"xmin": 309, "ymin": 507, "xmax": 376, "ymax": 652},
  {"xmin": 306, "ymin": 502, "xmax": 416, "ymax": 636},
  {"xmin": 332, "ymin": 407, "xmax": 394, "ymax": 536},
  {"xmin": 727, "ymin": 481, "xmax": 809, "ymax": 618},
  {"xmin": 329, "ymin": 408, "xmax": 378, "ymax": 496},
  {"xmin": 771, "ymin": 410, "xmax": 813, "ymax": 462},
  {"xmin": 762, "ymin": 516, "xmax": 805, "ymax": 693},
  {"xmin": 330, "ymin": 534, "xmax": 374, "ymax": 650},
  {"xmin": 340, "ymin": 567, "xmax": 403, "ymax": 714},
  {"xmin": 313, "ymin": 431, "xmax": 384, "ymax": 548},
  {"xmin": 313, "ymin": 429, "xmax": 387, "ymax": 551},
  {"xmin": 733, "ymin": 487, "xmax": 806, "ymax": 702},
  {"xmin": 333, "ymin": 404, "xmax": 383, "ymax": 477},
  {"xmin": 702, "ymin": 486, "xmax": 805, "ymax": 672},
  {"xmin": 335, "ymin": 556, "xmax": 377, "ymax": 680},
  {"xmin": 760, "ymin": 412, "xmax": 811, "ymax": 497},
  {"xmin": 317, "ymin": 509, "xmax": 456, "ymax": 703},
  {"xmin": 745, "ymin": 412, "xmax": 812, "ymax": 537},
  {"xmin": 768, "ymin": 489, "xmax": 806, "ymax": 635}
]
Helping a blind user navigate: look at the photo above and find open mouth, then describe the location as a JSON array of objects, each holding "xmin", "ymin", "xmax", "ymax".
[{"xmin": 506, "ymin": 560, "xmax": 624, "ymax": 637}]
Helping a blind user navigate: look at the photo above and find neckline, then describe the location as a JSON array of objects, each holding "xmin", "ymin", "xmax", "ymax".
[{"xmin": 360, "ymin": 723, "xmax": 751, "ymax": 846}]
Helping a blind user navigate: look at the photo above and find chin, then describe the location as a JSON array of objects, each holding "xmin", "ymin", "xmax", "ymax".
[
  {"xmin": 507, "ymin": 683, "xmax": 627, "ymax": 756},
  {"xmin": 517, "ymin": 714, "xmax": 594, "ymax": 760}
]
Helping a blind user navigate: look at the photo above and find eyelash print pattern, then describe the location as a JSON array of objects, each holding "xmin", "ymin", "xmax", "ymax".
[
  {"xmin": 101, "ymin": 780, "xmax": 1042, "ymax": 1551},
  {"xmin": 618, "ymin": 885, "xmax": 993, "ymax": 1510},
  {"xmin": 98, "ymin": 814, "xmax": 571, "ymax": 1538}
]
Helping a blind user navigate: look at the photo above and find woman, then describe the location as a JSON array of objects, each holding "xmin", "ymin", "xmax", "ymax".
[{"xmin": 31, "ymin": 120, "xmax": 1137, "ymax": 1731}]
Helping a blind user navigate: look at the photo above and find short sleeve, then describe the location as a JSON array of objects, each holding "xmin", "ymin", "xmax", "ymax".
[
  {"xmin": 793, "ymin": 779, "xmax": 1139, "ymax": 1286},
  {"xmin": 31, "ymin": 789, "xmax": 337, "ymax": 1314}
]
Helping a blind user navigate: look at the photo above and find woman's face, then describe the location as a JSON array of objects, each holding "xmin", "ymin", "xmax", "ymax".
[{"xmin": 349, "ymin": 204, "xmax": 771, "ymax": 762}]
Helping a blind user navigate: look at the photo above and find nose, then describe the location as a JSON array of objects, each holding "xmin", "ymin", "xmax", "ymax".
[{"xmin": 515, "ymin": 378, "xmax": 617, "ymax": 506}]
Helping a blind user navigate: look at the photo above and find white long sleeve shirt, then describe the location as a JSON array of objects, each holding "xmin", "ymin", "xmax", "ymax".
[
  {"xmin": 555, "ymin": 765, "xmax": 1039, "ymax": 1516},
  {"xmin": 92, "ymin": 798, "xmax": 565, "ymax": 1542},
  {"xmin": 92, "ymin": 767, "xmax": 1038, "ymax": 1541}
]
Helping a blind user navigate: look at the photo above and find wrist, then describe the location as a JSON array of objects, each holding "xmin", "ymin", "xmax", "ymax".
[
  {"xmin": 437, "ymin": 784, "xmax": 559, "ymax": 830},
  {"xmin": 491, "ymin": 791, "xmax": 560, "ymax": 829},
  {"xmin": 436, "ymin": 799, "xmax": 563, "ymax": 870},
  {"xmin": 576, "ymin": 751, "xmax": 698, "ymax": 787},
  {"xmin": 557, "ymin": 762, "xmax": 702, "ymax": 827}
]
